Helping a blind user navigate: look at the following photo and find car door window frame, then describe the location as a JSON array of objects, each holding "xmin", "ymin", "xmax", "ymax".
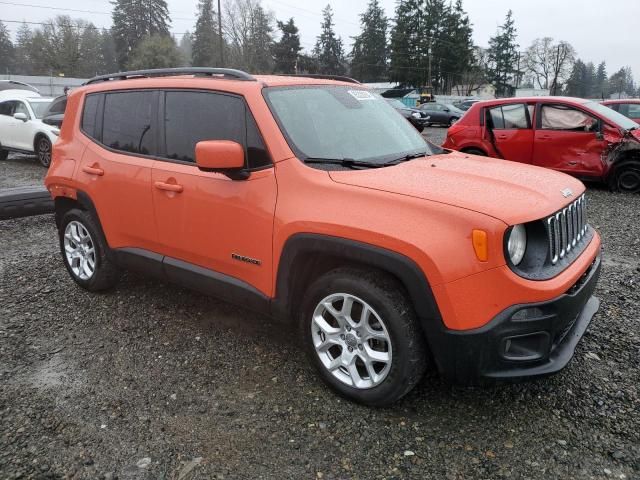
[
  {"xmin": 536, "ymin": 103, "xmax": 601, "ymax": 133},
  {"xmin": 155, "ymin": 88, "xmax": 273, "ymax": 172}
]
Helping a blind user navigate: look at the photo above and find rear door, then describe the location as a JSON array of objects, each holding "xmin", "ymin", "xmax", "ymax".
[
  {"xmin": 485, "ymin": 103, "xmax": 534, "ymax": 163},
  {"xmin": 13, "ymin": 100, "xmax": 36, "ymax": 151},
  {"xmin": 79, "ymin": 90, "xmax": 159, "ymax": 251},
  {"xmin": 0, "ymin": 100, "xmax": 18, "ymax": 149},
  {"xmin": 532, "ymin": 103, "xmax": 606, "ymax": 176},
  {"xmin": 151, "ymin": 89, "xmax": 277, "ymax": 297}
]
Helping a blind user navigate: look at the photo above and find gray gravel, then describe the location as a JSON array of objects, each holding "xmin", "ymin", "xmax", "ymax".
[{"xmin": 1, "ymin": 136, "xmax": 639, "ymax": 480}]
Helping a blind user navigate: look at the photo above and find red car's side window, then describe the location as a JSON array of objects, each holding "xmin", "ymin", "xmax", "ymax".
[{"xmin": 539, "ymin": 105, "xmax": 598, "ymax": 132}]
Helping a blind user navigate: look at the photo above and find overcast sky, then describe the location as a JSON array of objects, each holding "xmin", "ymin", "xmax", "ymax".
[{"xmin": 3, "ymin": 0, "xmax": 638, "ymax": 80}]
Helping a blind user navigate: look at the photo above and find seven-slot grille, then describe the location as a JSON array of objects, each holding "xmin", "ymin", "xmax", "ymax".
[{"xmin": 546, "ymin": 194, "xmax": 587, "ymax": 265}]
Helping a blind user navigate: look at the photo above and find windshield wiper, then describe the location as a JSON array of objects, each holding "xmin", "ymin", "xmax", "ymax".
[
  {"xmin": 382, "ymin": 151, "xmax": 429, "ymax": 166},
  {"xmin": 304, "ymin": 157, "xmax": 382, "ymax": 169}
]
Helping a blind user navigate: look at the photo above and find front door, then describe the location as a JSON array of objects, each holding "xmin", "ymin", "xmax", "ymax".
[
  {"xmin": 151, "ymin": 90, "xmax": 277, "ymax": 297},
  {"xmin": 532, "ymin": 103, "xmax": 606, "ymax": 176},
  {"xmin": 485, "ymin": 102, "xmax": 534, "ymax": 163},
  {"xmin": 78, "ymin": 91, "xmax": 159, "ymax": 251}
]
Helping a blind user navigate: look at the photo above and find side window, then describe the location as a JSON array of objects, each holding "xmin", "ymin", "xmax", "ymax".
[
  {"xmin": 619, "ymin": 103, "xmax": 640, "ymax": 117},
  {"xmin": 14, "ymin": 101, "xmax": 30, "ymax": 118},
  {"xmin": 81, "ymin": 94, "xmax": 101, "ymax": 140},
  {"xmin": 49, "ymin": 97, "xmax": 67, "ymax": 115},
  {"xmin": 540, "ymin": 104, "xmax": 598, "ymax": 132},
  {"xmin": 103, "ymin": 91, "xmax": 155, "ymax": 155},
  {"xmin": 489, "ymin": 103, "xmax": 529, "ymax": 129},
  {"xmin": 163, "ymin": 91, "xmax": 244, "ymax": 163},
  {"xmin": 0, "ymin": 101, "xmax": 13, "ymax": 116},
  {"xmin": 246, "ymin": 112, "xmax": 271, "ymax": 169}
]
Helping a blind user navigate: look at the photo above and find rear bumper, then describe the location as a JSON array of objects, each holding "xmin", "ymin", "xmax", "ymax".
[{"xmin": 429, "ymin": 252, "xmax": 601, "ymax": 384}]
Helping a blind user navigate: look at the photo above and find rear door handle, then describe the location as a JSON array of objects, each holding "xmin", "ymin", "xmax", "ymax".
[
  {"xmin": 154, "ymin": 181, "xmax": 183, "ymax": 193},
  {"xmin": 82, "ymin": 165, "xmax": 104, "ymax": 176}
]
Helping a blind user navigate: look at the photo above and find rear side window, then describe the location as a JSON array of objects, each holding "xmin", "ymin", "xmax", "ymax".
[
  {"xmin": 81, "ymin": 94, "xmax": 100, "ymax": 139},
  {"xmin": 620, "ymin": 103, "xmax": 640, "ymax": 117},
  {"xmin": 48, "ymin": 96, "xmax": 67, "ymax": 115},
  {"xmin": 163, "ymin": 91, "xmax": 244, "ymax": 163},
  {"xmin": 489, "ymin": 104, "xmax": 529, "ymax": 129},
  {"xmin": 103, "ymin": 91, "xmax": 155, "ymax": 155}
]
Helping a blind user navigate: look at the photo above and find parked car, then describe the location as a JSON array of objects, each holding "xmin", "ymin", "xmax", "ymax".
[
  {"xmin": 601, "ymin": 99, "xmax": 640, "ymax": 124},
  {"xmin": 41, "ymin": 94, "xmax": 67, "ymax": 128},
  {"xmin": 419, "ymin": 102, "xmax": 464, "ymax": 126},
  {"xmin": 45, "ymin": 68, "xmax": 601, "ymax": 406},
  {"xmin": 385, "ymin": 98, "xmax": 429, "ymax": 132},
  {"xmin": 0, "ymin": 96, "xmax": 59, "ymax": 167},
  {"xmin": 454, "ymin": 99, "xmax": 479, "ymax": 111},
  {"xmin": 443, "ymin": 96, "xmax": 640, "ymax": 193}
]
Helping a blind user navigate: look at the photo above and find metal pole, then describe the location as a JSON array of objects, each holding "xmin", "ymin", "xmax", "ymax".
[{"xmin": 217, "ymin": 0, "xmax": 224, "ymax": 66}]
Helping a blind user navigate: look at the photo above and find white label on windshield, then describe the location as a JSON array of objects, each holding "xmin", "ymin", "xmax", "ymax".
[{"xmin": 348, "ymin": 90, "xmax": 375, "ymax": 101}]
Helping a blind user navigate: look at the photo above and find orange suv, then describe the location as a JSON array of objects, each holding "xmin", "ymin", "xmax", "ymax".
[{"xmin": 45, "ymin": 68, "xmax": 602, "ymax": 406}]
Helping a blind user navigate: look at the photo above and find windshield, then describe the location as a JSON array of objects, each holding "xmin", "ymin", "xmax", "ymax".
[
  {"xmin": 586, "ymin": 101, "xmax": 637, "ymax": 130},
  {"xmin": 28, "ymin": 100, "xmax": 53, "ymax": 119},
  {"xmin": 265, "ymin": 86, "xmax": 429, "ymax": 164}
]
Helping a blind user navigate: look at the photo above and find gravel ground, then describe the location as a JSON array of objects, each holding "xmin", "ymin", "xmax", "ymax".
[{"xmin": 1, "ymin": 136, "xmax": 639, "ymax": 480}]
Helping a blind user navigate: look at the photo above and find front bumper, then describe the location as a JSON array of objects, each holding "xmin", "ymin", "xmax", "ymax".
[{"xmin": 429, "ymin": 252, "xmax": 601, "ymax": 384}]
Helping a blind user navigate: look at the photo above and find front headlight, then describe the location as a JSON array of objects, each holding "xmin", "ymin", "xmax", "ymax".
[
  {"xmin": 411, "ymin": 112, "xmax": 421, "ymax": 119},
  {"xmin": 507, "ymin": 224, "xmax": 527, "ymax": 265}
]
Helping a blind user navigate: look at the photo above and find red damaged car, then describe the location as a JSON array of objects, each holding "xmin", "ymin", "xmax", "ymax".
[{"xmin": 443, "ymin": 97, "xmax": 640, "ymax": 193}]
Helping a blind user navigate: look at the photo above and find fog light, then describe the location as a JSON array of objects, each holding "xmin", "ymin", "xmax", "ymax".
[
  {"xmin": 501, "ymin": 332, "xmax": 550, "ymax": 361},
  {"xmin": 511, "ymin": 307, "xmax": 545, "ymax": 321}
]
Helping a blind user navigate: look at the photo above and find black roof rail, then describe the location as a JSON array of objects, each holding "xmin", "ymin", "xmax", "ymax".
[
  {"xmin": 83, "ymin": 67, "xmax": 256, "ymax": 85},
  {"xmin": 278, "ymin": 74, "xmax": 361, "ymax": 84}
]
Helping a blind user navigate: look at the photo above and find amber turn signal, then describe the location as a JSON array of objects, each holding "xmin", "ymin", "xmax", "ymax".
[{"xmin": 472, "ymin": 229, "xmax": 489, "ymax": 262}]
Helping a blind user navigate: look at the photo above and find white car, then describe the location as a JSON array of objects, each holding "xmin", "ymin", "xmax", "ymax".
[{"xmin": 0, "ymin": 94, "xmax": 59, "ymax": 167}]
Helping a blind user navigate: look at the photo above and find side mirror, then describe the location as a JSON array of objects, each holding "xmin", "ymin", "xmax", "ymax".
[
  {"xmin": 13, "ymin": 112, "xmax": 28, "ymax": 122},
  {"xmin": 195, "ymin": 140, "xmax": 248, "ymax": 180}
]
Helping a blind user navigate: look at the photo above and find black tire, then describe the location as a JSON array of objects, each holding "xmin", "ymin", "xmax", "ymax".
[
  {"xmin": 58, "ymin": 208, "xmax": 120, "ymax": 291},
  {"xmin": 610, "ymin": 160, "xmax": 640, "ymax": 194},
  {"xmin": 36, "ymin": 136, "xmax": 52, "ymax": 168},
  {"xmin": 462, "ymin": 148, "xmax": 487, "ymax": 156},
  {"xmin": 300, "ymin": 267, "xmax": 428, "ymax": 406},
  {"xmin": 449, "ymin": 117, "xmax": 459, "ymax": 126},
  {"xmin": 0, "ymin": 149, "xmax": 7, "ymax": 161}
]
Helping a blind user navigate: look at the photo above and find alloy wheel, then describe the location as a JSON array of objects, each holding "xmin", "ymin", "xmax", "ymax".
[
  {"xmin": 38, "ymin": 138, "xmax": 51, "ymax": 167},
  {"xmin": 63, "ymin": 221, "xmax": 96, "ymax": 280},
  {"xmin": 311, "ymin": 293, "xmax": 392, "ymax": 389}
]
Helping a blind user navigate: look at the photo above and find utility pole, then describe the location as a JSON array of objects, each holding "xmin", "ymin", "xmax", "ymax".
[
  {"xmin": 218, "ymin": 0, "xmax": 224, "ymax": 66},
  {"xmin": 427, "ymin": 39, "xmax": 432, "ymax": 90}
]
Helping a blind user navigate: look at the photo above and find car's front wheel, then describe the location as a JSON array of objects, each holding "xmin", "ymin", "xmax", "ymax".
[
  {"xmin": 59, "ymin": 208, "xmax": 120, "ymax": 291},
  {"xmin": 301, "ymin": 268, "xmax": 427, "ymax": 406},
  {"xmin": 611, "ymin": 160, "xmax": 640, "ymax": 193},
  {"xmin": 36, "ymin": 136, "xmax": 52, "ymax": 168}
]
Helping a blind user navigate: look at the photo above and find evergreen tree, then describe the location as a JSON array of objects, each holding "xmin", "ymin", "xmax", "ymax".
[
  {"xmin": 127, "ymin": 34, "xmax": 182, "ymax": 70},
  {"xmin": 13, "ymin": 23, "xmax": 33, "ymax": 74},
  {"xmin": 609, "ymin": 67, "xmax": 636, "ymax": 98},
  {"xmin": 313, "ymin": 5, "xmax": 345, "ymax": 75},
  {"xmin": 78, "ymin": 25, "xmax": 104, "ymax": 77},
  {"xmin": 224, "ymin": 0, "xmax": 274, "ymax": 72},
  {"xmin": 389, "ymin": 0, "xmax": 422, "ymax": 86},
  {"xmin": 100, "ymin": 29, "xmax": 119, "ymax": 73},
  {"xmin": 178, "ymin": 31, "xmax": 193, "ymax": 66},
  {"xmin": 351, "ymin": 0, "xmax": 388, "ymax": 82},
  {"xmin": 486, "ymin": 10, "xmax": 519, "ymax": 96},
  {"xmin": 112, "ymin": 0, "xmax": 171, "ymax": 68},
  {"xmin": 0, "ymin": 21, "xmax": 14, "ymax": 74},
  {"xmin": 192, "ymin": 0, "xmax": 222, "ymax": 66},
  {"xmin": 273, "ymin": 18, "xmax": 301, "ymax": 74},
  {"xmin": 248, "ymin": 4, "xmax": 274, "ymax": 73},
  {"xmin": 594, "ymin": 61, "xmax": 608, "ymax": 99}
]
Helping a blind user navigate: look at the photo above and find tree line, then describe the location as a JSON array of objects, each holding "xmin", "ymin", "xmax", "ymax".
[{"xmin": 0, "ymin": 0, "xmax": 637, "ymax": 98}]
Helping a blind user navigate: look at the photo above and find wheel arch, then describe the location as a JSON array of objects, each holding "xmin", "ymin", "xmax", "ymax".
[
  {"xmin": 54, "ymin": 190, "xmax": 109, "ymax": 248},
  {"xmin": 271, "ymin": 234, "xmax": 444, "ymax": 336}
]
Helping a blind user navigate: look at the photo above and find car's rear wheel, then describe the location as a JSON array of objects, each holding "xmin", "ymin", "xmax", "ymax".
[
  {"xmin": 59, "ymin": 208, "xmax": 120, "ymax": 291},
  {"xmin": 611, "ymin": 161, "xmax": 640, "ymax": 193},
  {"xmin": 36, "ymin": 136, "xmax": 52, "ymax": 168},
  {"xmin": 301, "ymin": 268, "xmax": 427, "ymax": 406}
]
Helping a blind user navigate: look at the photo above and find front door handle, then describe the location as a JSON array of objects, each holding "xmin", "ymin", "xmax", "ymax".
[
  {"xmin": 82, "ymin": 165, "xmax": 104, "ymax": 176},
  {"xmin": 154, "ymin": 181, "xmax": 183, "ymax": 193}
]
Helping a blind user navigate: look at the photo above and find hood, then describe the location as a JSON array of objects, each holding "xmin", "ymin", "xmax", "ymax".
[{"xmin": 328, "ymin": 151, "xmax": 585, "ymax": 225}]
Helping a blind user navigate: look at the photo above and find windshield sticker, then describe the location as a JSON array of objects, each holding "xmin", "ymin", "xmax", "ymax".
[{"xmin": 348, "ymin": 90, "xmax": 375, "ymax": 101}]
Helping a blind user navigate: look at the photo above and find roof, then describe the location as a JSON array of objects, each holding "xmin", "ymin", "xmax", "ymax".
[{"xmin": 474, "ymin": 96, "xmax": 592, "ymax": 107}]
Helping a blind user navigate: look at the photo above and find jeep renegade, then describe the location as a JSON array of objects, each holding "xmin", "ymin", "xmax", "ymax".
[{"xmin": 45, "ymin": 68, "xmax": 602, "ymax": 406}]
